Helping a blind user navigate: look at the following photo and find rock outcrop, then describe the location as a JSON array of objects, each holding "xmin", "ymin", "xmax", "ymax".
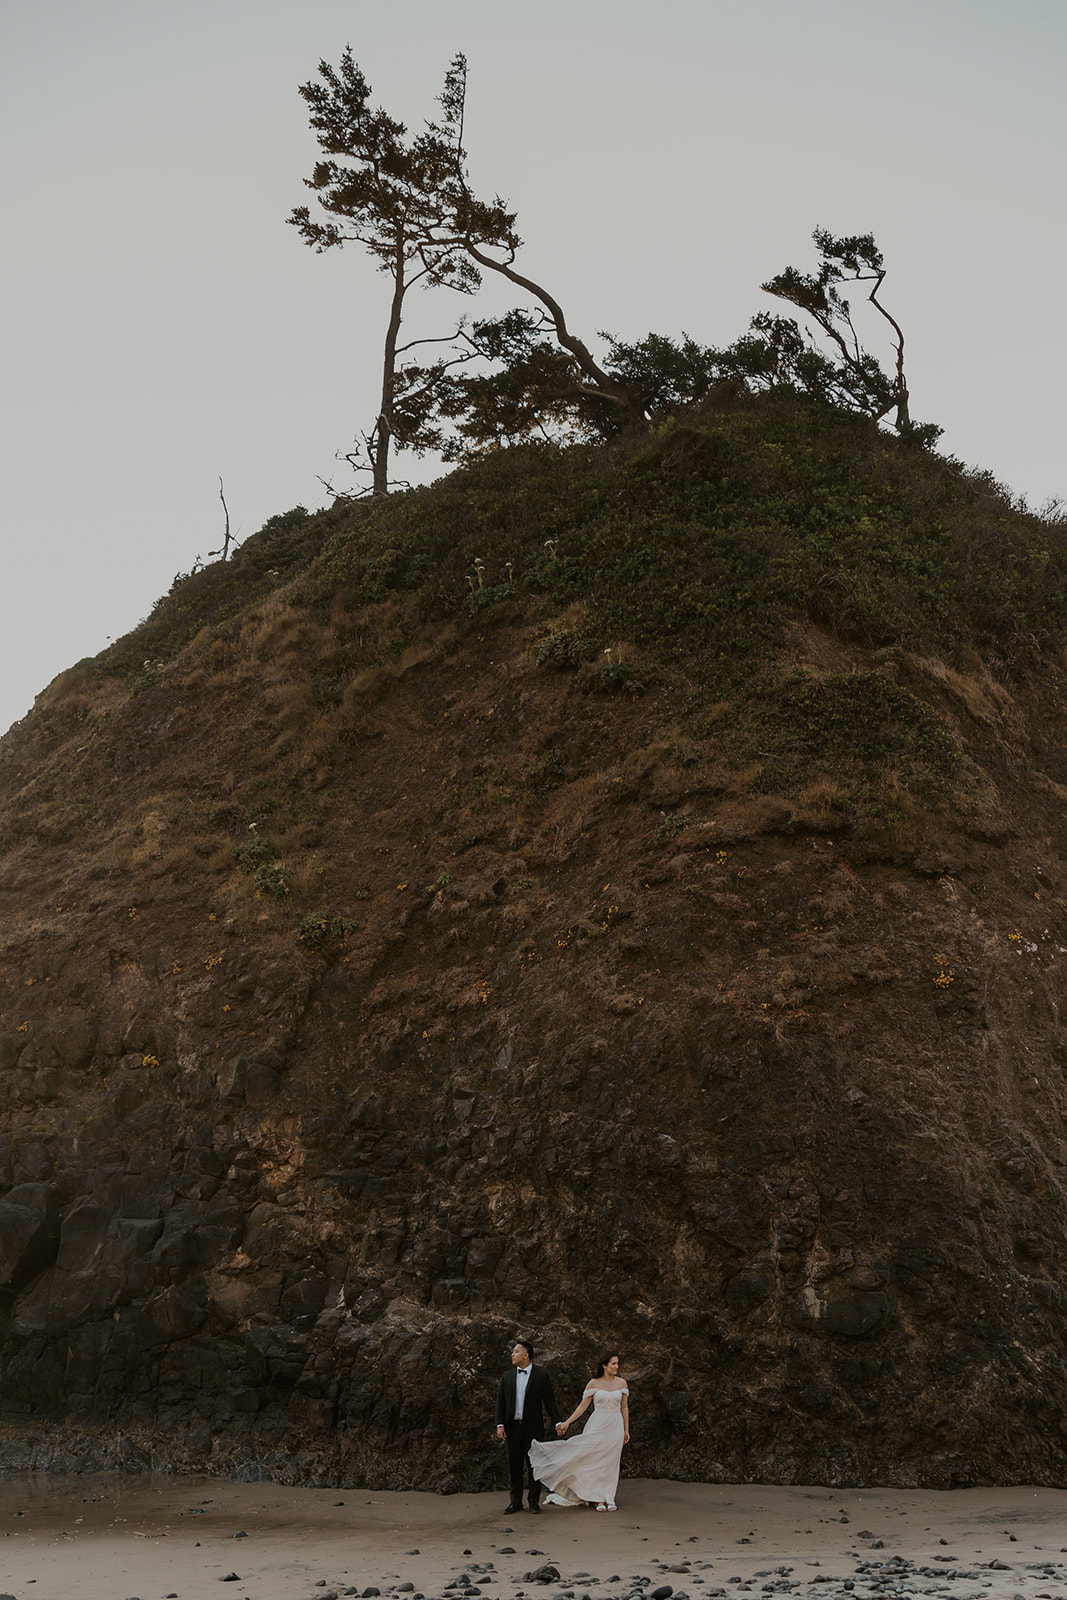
[{"xmin": 4, "ymin": 406, "xmax": 1067, "ymax": 1489}]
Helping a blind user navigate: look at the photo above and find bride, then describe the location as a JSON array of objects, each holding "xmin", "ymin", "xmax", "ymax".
[{"xmin": 528, "ymin": 1352, "xmax": 630, "ymax": 1511}]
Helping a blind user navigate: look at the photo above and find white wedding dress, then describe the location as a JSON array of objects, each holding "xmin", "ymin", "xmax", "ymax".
[{"xmin": 528, "ymin": 1386, "xmax": 627, "ymax": 1506}]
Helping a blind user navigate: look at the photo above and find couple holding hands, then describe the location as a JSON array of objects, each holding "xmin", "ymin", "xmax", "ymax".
[{"xmin": 494, "ymin": 1339, "xmax": 630, "ymax": 1513}]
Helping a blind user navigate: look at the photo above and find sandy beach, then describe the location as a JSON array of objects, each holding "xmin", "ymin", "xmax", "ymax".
[{"xmin": 1, "ymin": 1473, "xmax": 1065, "ymax": 1600}]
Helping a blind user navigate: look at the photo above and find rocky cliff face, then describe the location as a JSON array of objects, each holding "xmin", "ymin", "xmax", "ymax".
[{"xmin": 4, "ymin": 420, "xmax": 1067, "ymax": 1490}]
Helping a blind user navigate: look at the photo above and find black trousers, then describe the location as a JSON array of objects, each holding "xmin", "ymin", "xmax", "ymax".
[{"xmin": 504, "ymin": 1423, "xmax": 541, "ymax": 1505}]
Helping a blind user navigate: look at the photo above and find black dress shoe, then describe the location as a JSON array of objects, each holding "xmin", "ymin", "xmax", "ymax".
[
  {"xmin": 503, "ymin": 1502, "xmax": 523, "ymax": 1513},
  {"xmin": 528, "ymin": 1503, "xmax": 541, "ymax": 1513}
]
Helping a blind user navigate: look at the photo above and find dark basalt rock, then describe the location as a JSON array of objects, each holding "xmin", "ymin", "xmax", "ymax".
[{"xmin": 0, "ymin": 1183, "xmax": 60, "ymax": 1292}]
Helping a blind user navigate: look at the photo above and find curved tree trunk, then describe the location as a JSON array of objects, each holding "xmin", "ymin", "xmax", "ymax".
[
  {"xmin": 463, "ymin": 242, "xmax": 648, "ymax": 431},
  {"xmin": 867, "ymin": 271, "xmax": 911, "ymax": 432},
  {"xmin": 373, "ymin": 241, "xmax": 408, "ymax": 495}
]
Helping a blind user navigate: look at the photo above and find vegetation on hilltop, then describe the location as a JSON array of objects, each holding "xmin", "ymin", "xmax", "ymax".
[
  {"xmin": 311, "ymin": 394, "xmax": 1066, "ymax": 671},
  {"xmin": 89, "ymin": 389, "xmax": 1067, "ymax": 701}
]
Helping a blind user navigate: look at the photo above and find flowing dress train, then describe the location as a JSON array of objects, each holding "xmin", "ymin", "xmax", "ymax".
[{"xmin": 528, "ymin": 1386, "xmax": 627, "ymax": 1506}]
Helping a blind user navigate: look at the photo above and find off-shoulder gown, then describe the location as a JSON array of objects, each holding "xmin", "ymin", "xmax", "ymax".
[{"xmin": 528, "ymin": 1386, "xmax": 627, "ymax": 1505}]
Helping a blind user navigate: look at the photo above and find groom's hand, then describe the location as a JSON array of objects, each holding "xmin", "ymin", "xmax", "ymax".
[
  {"xmin": 555, "ymin": 1422, "xmax": 566, "ymax": 1435},
  {"xmin": 496, "ymin": 1424, "xmax": 505, "ymax": 1440}
]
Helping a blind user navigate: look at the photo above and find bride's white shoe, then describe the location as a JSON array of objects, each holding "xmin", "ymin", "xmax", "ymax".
[
  {"xmin": 595, "ymin": 1502, "xmax": 608, "ymax": 1511},
  {"xmin": 607, "ymin": 1502, "xmax": 617, "ymax": 1511}
]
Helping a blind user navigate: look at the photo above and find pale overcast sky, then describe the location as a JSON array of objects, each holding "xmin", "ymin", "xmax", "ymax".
[{"xmin": 2, "ymin": 0, "xmax": 1065, "ymax": 736}]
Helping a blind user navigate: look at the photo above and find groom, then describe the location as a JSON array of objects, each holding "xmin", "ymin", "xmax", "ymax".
[{"xmin": 495, "ymin": 1338, "xmax": 562, "ymax": 1513}]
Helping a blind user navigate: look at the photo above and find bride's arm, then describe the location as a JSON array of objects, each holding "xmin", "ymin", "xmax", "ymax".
[
  {"xmin": 557, "ymin": 1390, "xmax": 594, "ymax": 1434},
  {"xmin": 620, "ymin": 1390, "xmax": 630, "ymax": 1444}
]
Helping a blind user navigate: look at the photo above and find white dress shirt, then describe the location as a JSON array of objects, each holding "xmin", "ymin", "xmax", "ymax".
[{"xmin": 514, "ymin": 1363, "xmax": 531, "ymax": 1420}]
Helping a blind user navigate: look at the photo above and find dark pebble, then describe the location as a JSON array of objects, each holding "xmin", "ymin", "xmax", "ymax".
[
  {"xmin": 221, "ymin": 1577, "xmax": 240, "ymax": 1584},
  {"xmin": 651, "ymin": 1588, "xmax": 674, "ymax": 1599},
  {"xmin": 234, "ymin": 1530, "xmax": 248, "ymax": 1539}
]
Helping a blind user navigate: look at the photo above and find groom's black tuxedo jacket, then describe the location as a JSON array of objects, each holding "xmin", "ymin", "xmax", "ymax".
[{"xmin": 495, "ymin": 1363, "xmax": 561, "ymax": 1440}]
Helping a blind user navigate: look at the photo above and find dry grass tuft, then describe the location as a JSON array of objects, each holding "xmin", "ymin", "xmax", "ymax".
[
  {"xmin": 791, "ymin": 776, "xmax": 846, "ymax": 822},
  {"xmin": 820, "ymin": 864, "xmax": 865, "ymax": 919},
  {"xmin": 265, "ymin": 683, "xmax": 314, "ymax": 755},
  {"xmin": 397, "ymin": 641, "xmax": 436, "ymax": 675},
  {"xmin": 907, "ymin": 652, "xmax": 1015, "ymax": 728},
  {"xmin": 535, "ymin": 774, "xmax": 602, "ymax": 849},
  {"xmin": 708, "ymin": 792, "xmax": 792, "ymax": 843},
  {"xmin": 342, "ymin": 667, "xmax": 394, "ymax": 710},
  {"xmin": 34, "ymin": 663, "xmax": 99, "ymax": 709},
  {"xmin": 244, "ymin": 602, "xmax": 327, "ymax": 664}
]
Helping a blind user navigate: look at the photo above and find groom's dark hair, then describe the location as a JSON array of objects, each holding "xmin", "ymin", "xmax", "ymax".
[{"xmin": 516, "ymin": 1338, "xmax": 534, "ymax": 1361}]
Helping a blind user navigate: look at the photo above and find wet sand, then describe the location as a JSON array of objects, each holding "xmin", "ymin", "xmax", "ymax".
[{"xmin": 1, "ymin": 1473, "xmax": 1066, "ymax": 1600}]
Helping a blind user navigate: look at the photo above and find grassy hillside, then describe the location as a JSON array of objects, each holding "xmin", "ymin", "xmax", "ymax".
[
  {"xmin": 29, "ymin": 386, "xmax": 1067, "ymax": 869},
  {"xmin": 98, "ymin": 389, "xmax": 1067, "ymax": 688}
]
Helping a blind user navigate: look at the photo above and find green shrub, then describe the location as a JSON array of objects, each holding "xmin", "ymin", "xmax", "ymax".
[
  {"xmin": 534, "ymin": 626, "xmax": 599, "ymax": 668},
  {"xmin": 253, "ymin": 862, "xmax": 294, "ymax": 898},
  {"xmin": 759, "ymin": 669, "xmax": 960, "ymax": 777},
  {"xmin": 659, "ymin": 812, "xmax": 692, "ymax": 840},
  {"xmin": 232, "ymin": 834, "xmax": 275, "ymax": 872},
  {"xmin": 232, "ymin": 830, "xmax": 293, "ymax": 897},
  {"xmin": 299, "ymin": 911, "xmax": 358, "ymax": 949},
  {"xmin": 597, "ymin": 657, "xmax": 648, "ymax": 696}
]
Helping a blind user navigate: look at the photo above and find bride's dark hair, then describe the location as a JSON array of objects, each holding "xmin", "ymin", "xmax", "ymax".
[{"xmin": 592, "ymin": 1351, "xmax": 619, "ymax": 1378}]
